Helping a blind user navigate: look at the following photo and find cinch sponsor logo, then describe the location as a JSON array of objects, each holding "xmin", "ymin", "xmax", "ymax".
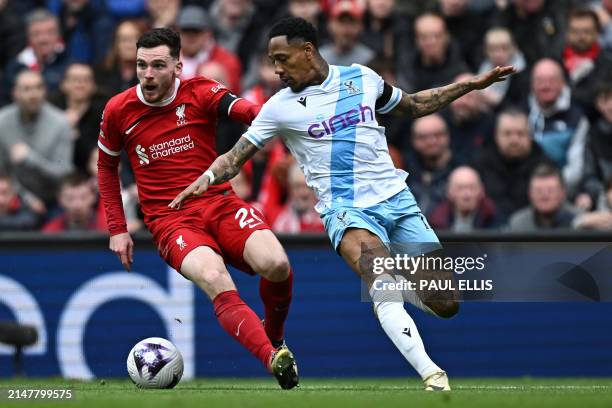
[
  {"xmin": 307, "ymin": 104, "xmax": 374, "ymax": 139},
  {"xmin": 138, "ymin": 135, "xmax": 195, "ymax": 165}
]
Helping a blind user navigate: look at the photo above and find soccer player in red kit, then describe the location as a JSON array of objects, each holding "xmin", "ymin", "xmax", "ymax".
[{"xmin": 97, "ymin": 28, "xmax": 298, "ymax": 389}]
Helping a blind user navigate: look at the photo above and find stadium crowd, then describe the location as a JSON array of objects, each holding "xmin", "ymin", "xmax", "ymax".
[{"xmin": 1, "ymin": 0, "xmax": 612, "ymax": 234}]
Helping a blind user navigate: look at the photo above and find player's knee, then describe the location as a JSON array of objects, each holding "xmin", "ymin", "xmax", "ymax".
[
  {"xmin": 257, "ymin": 253, "xmax": 290, "ymax": 282},
  {"xmin": 430, "ymin": 299, "xmax": 460, "ymax": 319},
  {"xmin": 196, "ymin": 267, "xmax": 228, "ymax": 288}
]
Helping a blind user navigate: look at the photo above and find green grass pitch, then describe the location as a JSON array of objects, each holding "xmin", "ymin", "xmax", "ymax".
[{"xmin": 1, "ymin": 378, "xmax": 611, "ymax": 408}]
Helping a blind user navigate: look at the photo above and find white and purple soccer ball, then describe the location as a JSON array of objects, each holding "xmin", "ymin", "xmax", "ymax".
[{"xmin": 127, "ymin": 337, "xmax": 183, "ymax": 389}]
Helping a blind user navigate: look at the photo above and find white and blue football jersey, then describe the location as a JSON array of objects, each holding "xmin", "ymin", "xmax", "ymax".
[{"xmin": 244, "ymin": 64, "xmax": 409, "ymax": 213}]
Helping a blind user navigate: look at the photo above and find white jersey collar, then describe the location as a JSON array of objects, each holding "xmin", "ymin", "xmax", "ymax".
[
  {"xmin": 137, "ymin": 78, "xmax": 181, "ymax": 107},
  {"xmin": 319, "ymin": 65, "xmax": 337, "ymax": 90}
]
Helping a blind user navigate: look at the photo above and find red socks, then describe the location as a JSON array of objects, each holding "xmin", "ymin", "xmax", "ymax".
[
  {"xmin": 213, "ymin": 290, "xmax": 275, "ymax": 369},
  {"xmin": 211, "ymin": 269, "xmax": 293, "ymax": 370},
  {"xmin": 259, "ymin": 269, "xmax": 293, "ymax": 344}
]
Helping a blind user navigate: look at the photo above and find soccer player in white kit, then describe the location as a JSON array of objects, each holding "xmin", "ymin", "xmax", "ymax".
[{"xmin": 170, "ymin": 17, "xmax": 515, "ymax": 391}]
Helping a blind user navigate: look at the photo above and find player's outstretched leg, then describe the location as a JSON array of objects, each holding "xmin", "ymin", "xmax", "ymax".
[
  {"xmin": 371, "ymin": 274, "xmax": 450, "ymax": 391},
  {"xmin": 180, "ymin": 246, "xmax": 297, "ymax": 389},
  {"xmin": 339, "ymin": 228, "xmax": 449, "ymax": 391},
  {"xmin": 244, "ymin": 230, "xmax": 293, "ymax": 347},
  {"xmin": 243, "ymin": 230, "xmax": 298, "ymax": 389}
]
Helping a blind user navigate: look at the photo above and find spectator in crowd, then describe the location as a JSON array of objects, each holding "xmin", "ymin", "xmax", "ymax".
[
  {"xmin": 49, "ymin": 0, "xmax": 114, "ymax": 65},
  {"xmin": 436, "ymin": 0, "xmax": 493, "ymax": 70},
  {"xmin": 94, "ymin": 20, "xmax": 143, "ymax": 97},
  {"xmin": 197, "ymin": 60, "xmax": 231, "ymax": 86},
  {"xmin": 7, "ymin": 0, "xmax": 49, "ymax": 17},
  {"xmin": 573, "ymin": 177, "xmax": 612, "ymax": 230},
  {"xmin": 428, "ymin": 166, "xmax": 500, "ymax": 231},
  {"xmin": 594, "ymin": 0, "xmax": 612, "ymax": 52},
  {"xmin": 87, "ymin": 148, "xmax": 142, "ymax": 233},
  {"xmin": 196, "ymin": 60, "xmax": 246, "ymax": 156},
  {"xmin": 0, "ymin": 171, "xmax": 40, "ymax": 231},
  {"xmin": 146, "ymin": 0, "xmax": 180, "ymax": 28},
  {"xmin": 243, "ymin": 53, "xmax": 283, "ymax": 106},
  {"xmin": 479, "ymin": 27, "xmax": 530, "ymax": 110},
  {"xmin": 50, "ymin": 62, "xmax": 105, "ymax": 174},
  {"xmin": 103, "ymin": 0, "xmax": 147, "ymax": 20},
  {"xmin": 397, "ymin": 12, "xmax": 469, "ymax": 93},
  {"xmin": 528, "ymin": 58, "xmax": 589, "ymax": 195},
  {"xmin": 320, "ymin": 0, "xmax": 374, "ymax": 66},
  {"xmin": 442, "ymin": 72, "xmax": 495, "ymax": 164},
  {"xmin": 209, "ymin": 0, "xmax": 268, "ymax": 75},
  {"xmin": 286, "ymin": 0, "xmax": 322, "ymax": 25},
  {"xmin": 369, "ymin": 57, "xmax": 413, "ymax": 169},
  {"xmin": 575, "ymin": 82, "xmax": 612, "ymax": 211},
  {"xmin": 367, "ymin": 57, "xmax": 412, "ymax": 163},
  {"xmin": 508, "ymin": 164, "xmax": 579, "ymax": 231},
  {"xmin": 285, "ymin": 0, "xmax": 330, "ymax": 45},
  {"xmin": 472, "ymin": 108, "xmax": 552, "ymax": 220},
  {"xmin": 361, "ymin": 0, "xmax": 411, "ymax": 63},
  {"xmin": 464, "ymin": 0, "xmax": 501, "ymax": 13},
  {"xmin": 43, "ymin": 172, "xmax": 106, "ymax": 232},
  {"xmin": 562, "ymin": 8, "xmax": 612, "ymax": 116},
  {"xmin": 178, "ymin": 5, "xmax": 242, "ymax": 93},
  {"xmin": 0, "ymin": 70, "xmax": 73, "ymax": 208},
  {"xmin": 394, "ymin": 0, "xmax": 437, "ymax": 18},
  {"xmin": 494, "ymin": 0, "xmax": 567, "ymax": 66},
  {"xmin": 273, "ymin": 164, "xmax": 325, "ymax": 234},
  {"xmin": 2, "ymin": 8, "xmax": 69, "ymax": 105},
  {"xmin": 0, "ymin": 0, "xmax": 27, "ymax": 81},
  {"xmin": 405, "ymin": 114, "xmax": 459, "ymax": 216}
]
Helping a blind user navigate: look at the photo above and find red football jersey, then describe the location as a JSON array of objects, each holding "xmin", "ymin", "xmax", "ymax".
[{"xmin": 98, "ymin": 77, "xmax": 249, "ymax": 235}]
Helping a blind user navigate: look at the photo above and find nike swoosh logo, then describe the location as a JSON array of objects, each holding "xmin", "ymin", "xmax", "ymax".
[
  {"xmin": 235, "ymin": 319, "xmax": 245, "ymax": 336},
  {"xmin": 125, "ymin": 121, "xmax": 141, "ymax": 134}
]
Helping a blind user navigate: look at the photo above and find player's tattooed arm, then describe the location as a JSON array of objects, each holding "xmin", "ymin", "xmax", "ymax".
[
  {"xmin": 393, "ymin": 65, "xmax": 516, "ymax": 118},
  {"xmin": 168, "ymin": 137, "xmax": 258, "ymax": 209},
  {"xmin": 396, "ymin": 82, "xmax": 471, "ymax": 118},
  {"xmin": 209, "ymin": 137, "xmax": 258, "ymax": 184}
]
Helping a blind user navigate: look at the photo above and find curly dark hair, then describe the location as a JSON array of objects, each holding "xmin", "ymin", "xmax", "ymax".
[
  {"xmin": 136, "ymin": 28, "xmax": 181, "ymax": 59},
  {"xmin": 268, "ymin": 17, "xmax": 319, "ymax": 48}
]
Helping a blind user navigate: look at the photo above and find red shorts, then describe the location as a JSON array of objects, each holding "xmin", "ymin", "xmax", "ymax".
[{"xmin": 148, "ymin": 192, "xmax": 269, "ymax": 274}]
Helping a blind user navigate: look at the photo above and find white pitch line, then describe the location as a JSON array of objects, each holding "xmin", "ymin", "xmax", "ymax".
[
  {"xmin": 454, "ymin": 385, "xmax": 612, "ymax": 390},
  {"xmin": 302, "ymin": 385, "xmax": 612, "ymax": 391}
]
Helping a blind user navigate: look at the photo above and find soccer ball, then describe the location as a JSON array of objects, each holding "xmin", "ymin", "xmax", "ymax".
[{"xmin": 126, "ymin": 337, "xmax": 183, "ymax": 389}]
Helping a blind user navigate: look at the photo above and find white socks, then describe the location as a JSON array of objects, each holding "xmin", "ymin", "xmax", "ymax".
[
  {"xmin": 395, "ymin": 274, "xmax": 437, "ymax": 316},
  {"xmin": 370, "ymin": 274, "xmax": 441, "ymax": 379}
]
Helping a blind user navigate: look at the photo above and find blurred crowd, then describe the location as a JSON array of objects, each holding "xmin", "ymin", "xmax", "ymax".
[{"xmin": 1, "ymin": 0, "xmax": 612, "ymax": 235}]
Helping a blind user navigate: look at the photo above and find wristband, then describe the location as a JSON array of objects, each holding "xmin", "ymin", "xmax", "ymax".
[{"xmin": 204, "ymin": 169, "xmax": 215, "ymax": 185}]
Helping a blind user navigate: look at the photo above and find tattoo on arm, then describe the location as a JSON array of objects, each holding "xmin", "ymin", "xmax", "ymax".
[
  {"xmin": 394, "ymin": 81, "xmax": 473, "ymax": 118},
  {"xmin": 207, "ymin": 137, "xmax": 259, "ymax": 185}
]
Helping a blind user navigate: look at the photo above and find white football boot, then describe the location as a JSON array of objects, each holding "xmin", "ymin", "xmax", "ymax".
[{"xmin": 423, "ymin": 371, "xmax": 451, "ymax": 391}]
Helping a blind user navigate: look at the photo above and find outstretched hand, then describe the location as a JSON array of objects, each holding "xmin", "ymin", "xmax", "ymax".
[
  {"xmin": 469, "ymin": 65, "xmax": 516, "ymax": 90},
  {"xmin": 168, "ymin": 172, "xmax": 211, "ymax": 210}
]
